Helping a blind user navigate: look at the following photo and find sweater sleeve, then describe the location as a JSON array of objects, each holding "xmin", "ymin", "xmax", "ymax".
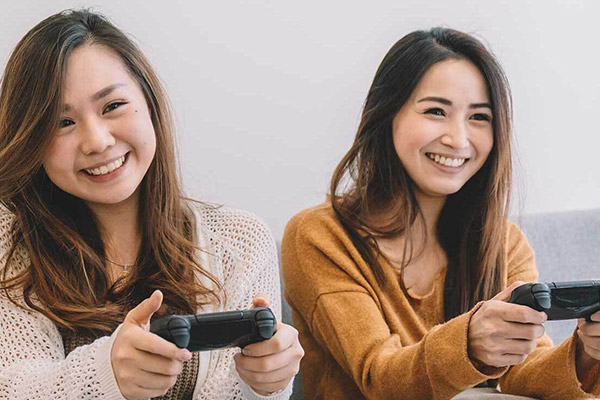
[
  {"xmin": 498, "ymin": 223, "xmax": 600, "ymax": 399},
  {"xmin": 0, "ymin": 297, "xmax": 125, "ymax": 400},
  {"xmin": 282, "ymin": 210, "xmax": 507, "ymax": 400}
]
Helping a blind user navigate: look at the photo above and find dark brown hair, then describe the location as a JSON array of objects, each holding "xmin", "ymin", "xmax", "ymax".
[
  {"xmin": 0, "ymin": 9, "xmax": 221, "ymax": 336},
  {"xmin": 330, "ymin": 27, "xmax": 513, "ymax": 320}
]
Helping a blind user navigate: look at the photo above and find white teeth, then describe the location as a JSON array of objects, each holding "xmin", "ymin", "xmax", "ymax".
[
  {"xmin": 85, "ymin": 155, "xmax": 126, "ymax": 176},
  {"xmin": 426, "ymin": 153, "xmax": 466, "ymax": 168}
]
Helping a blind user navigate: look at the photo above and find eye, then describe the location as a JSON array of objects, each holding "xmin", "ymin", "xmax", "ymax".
[
  {"xmin": 424, "ymin": 108, "xmax": 445, "ymax": 117},
  {"xmin": 59, "ymin": 119, "xmax": 74, "ymax": 128},
  {"xmin": 103, "ymin": 101, "xmax": 127, "ymax": 114},
  {"xmin": 471, "ymin": 113, "xmax": 492, "ymax": 122}
]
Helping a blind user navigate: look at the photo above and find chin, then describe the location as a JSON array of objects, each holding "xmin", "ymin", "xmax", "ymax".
[{"xmin": 419, "ymin": 182, "xmax": 466, "ymax": 197}]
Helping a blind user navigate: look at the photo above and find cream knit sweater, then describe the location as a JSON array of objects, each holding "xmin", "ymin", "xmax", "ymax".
[{"xmin": 0, "ymin": 203, "xmax": 293, "ymax": 400}]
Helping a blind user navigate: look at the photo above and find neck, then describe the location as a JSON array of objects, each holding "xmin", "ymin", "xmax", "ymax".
[
  {"xmin": 413, "ymin": 188, "xmax": 447, "ymax": 240},
  {"xmin": 87, "ymin": 190, "xmax": 141, "ymax": 265}
]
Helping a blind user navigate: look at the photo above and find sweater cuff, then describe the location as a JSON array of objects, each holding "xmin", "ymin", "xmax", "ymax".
[
  {"xmin": 568, "ymin": 332, "xmax": 600, "ymax": 396},
  {"xmin": 424, "ymin": 301, "xmax": 508, "ymax": 397},
  {"xmin": 94, "ymin": 323, "xmax": 126, "ymax": 400},
  {"xmin": 237, "ymin": 374, "xmax": 294, "ymax": 400}
]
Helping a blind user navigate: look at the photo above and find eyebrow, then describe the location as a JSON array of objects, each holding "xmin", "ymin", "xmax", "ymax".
[
  {"xmin": 417, "ymin": 96, "xmax": 492, "ymax": 109},
  {"xmin": 63, "ymin": 83, "xmax": 127, "ymax": 112}
]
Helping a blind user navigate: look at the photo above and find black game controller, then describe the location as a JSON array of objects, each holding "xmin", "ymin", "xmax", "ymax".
[
  {"xmin": 508, "ymin": 280, "xmax": 600, "ymax": 321},
  {"xmin": 150, "ymin": 307, "xmax": 277, "ymax": 351}
]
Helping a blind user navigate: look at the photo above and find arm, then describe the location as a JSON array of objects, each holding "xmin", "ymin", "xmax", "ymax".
[
  {"xmin": 498, "ymin": 223, "xmax": 599, "ymax": 399},
  {"xmin": 0, "ymin": 297, "xmax": 124, "ymax": 400},
  {"xmin": 282, "ymin": 211, "xmax": 506, "ymax": 400}
]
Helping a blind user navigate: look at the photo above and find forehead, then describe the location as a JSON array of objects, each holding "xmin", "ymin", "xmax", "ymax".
[
  {"xmin": 62, "ymin": 44, "xmax": 135, "ymax": 98},
  {"xmin": 411, "ymin": 59, "xmax": 490, "ymax": 102}
]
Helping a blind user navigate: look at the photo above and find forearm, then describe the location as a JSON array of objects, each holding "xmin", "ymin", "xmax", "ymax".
[
  {"xmin": 0, "ymin": 334, "xmax": 123, "ymax": 399},
  {"xmin": 575, "ymin": 336, "xmax": 600, "ymax": 394},
  {"xmin": 500, "ymin": 334, "xmax": 598, "ymax": 399},
  {"xmin": 311, "ymin": 293, "xmax": 506, "ymax": 400}
]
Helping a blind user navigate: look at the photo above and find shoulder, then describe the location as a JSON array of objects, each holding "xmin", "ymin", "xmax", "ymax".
[
  {"xmin": 283, "ymin": 202, "xmax": 346, "ymax": 245},
  {"xmin": 0, "ymin": 205, "xmax": 18, "ymax": 261},
  {"xmin": 0, "ymin": 204, "xmax": 15, "ymax": 237},
  {"xmin": 505, "ymin": 220, "xmax": 534, "ymax": 259},
  {"xmin": 504, "ymin": 220, "xmax": 537, "ymax": 282},
  {"xmin": 190, "ymin": 201, "xmax": 276, "ymax": 260},
  {"xmin": 193, "ymin": 202, "xmax": 273, "ymax": 242}
]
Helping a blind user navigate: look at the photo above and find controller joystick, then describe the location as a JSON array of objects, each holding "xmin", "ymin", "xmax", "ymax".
[{"xmin": 509, "ymin": 280, "xmax": 600, "ymax": 321}]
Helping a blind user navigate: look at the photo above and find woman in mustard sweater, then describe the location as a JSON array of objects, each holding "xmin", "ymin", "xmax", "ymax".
[{"xmin": 281, "ymin": 27, "xmax": 600, "ymax": 399}]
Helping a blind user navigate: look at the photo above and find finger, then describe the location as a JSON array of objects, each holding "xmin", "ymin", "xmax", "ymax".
[
  {"xmin": 235, "ymin": 354, "xmax": 298, "ymax": 386},
  {"xmin": 578, "ymin": 333, "xmax": 600, "ymax": 355},
  {"xmin": 502, "ymin": 338, "xmax": 538, "ymax": 355},
  {"xmin": 130, "ymin": 326, "xmax": 192, "ymax": 361},
  {"xmin": 504, "ymin": 322, "xmax": 545, "ymax": 341},
  {"xmin": 252, "ymin": 293, "xmax": 271, "ymax": 309},
  {"xmin": 496, "ymin": 302, "xmax": 547, "ymax": 324},
  {"xmin": 132, "ymin": 349, "xmax": 186, "ymax": 376},
  {"xmin": 125, "ymin": 290, "xmax": 163, "ymax": 328},
  {"xmin": 591, "ymin": 311, "xmax": 600, "ymax": 322},
  {"xmin": 495, "ymin": 353, "xmax": 528, "ymax": 367},
  {"xmin": 234, "ymin": 342, "xmax": 300, "ymax": 373},
  {"xmin": 493, "ymin": 281, "xmax": 526, "ymax": 301},
  {"xmin": 236, "ymin": 361, "xmax": 296, "ymax": 386},
  {"xmin": 242, "ymin": 323, "xmax": 295, "ymax": 357},
  {"xmin": 579, "ymin": 321, "xmax": 600, "ymax": 338}
]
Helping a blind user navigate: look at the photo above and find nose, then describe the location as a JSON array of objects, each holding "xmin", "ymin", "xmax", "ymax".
[
  {"xmin": 440, "ymin": 119, "xmax": 469, "ymax": 149},
  {"xmin": 78, "ymin": 118, "xmax": 116, "ymax": 155}
]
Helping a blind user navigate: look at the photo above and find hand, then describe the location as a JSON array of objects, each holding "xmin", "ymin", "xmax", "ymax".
[
  {"xmin": 233, "ymin": 294, "xmax": 304, "ymax": 395},
  {"xmin": 576, "ymin": 311, "xmax": 600, "ymax": 379},
  {"xmin": 111, "ymin": 290, "xmax": 193, "ymax": 400},
  {"xmin": 468, "ymin": 281, "xmax": 547, "ymax": 368}
]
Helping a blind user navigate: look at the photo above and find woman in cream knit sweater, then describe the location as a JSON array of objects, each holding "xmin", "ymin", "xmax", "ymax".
[{"xmin": 0, "ymin": 9, "xmax": 303, "ymax": 400}]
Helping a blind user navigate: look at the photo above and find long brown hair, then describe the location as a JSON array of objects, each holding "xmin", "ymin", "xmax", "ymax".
[
  {"xmin": 0, "ymin": 9, "xmax": 221, "ymax": 336},
  {"xmin": 330, "ymin": 27, "xmax": 513, "ymax": 320}
]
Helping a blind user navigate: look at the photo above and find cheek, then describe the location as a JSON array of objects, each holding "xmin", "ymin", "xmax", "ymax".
[
  {"xmin": 475, "ymin": 129, "xmax": 494, "ymax": 160},
  {"xmin": 127, "ymin": 108, "xmax": 156, "ymax": 152},
  {"xmin": 42, "ymin": 139, "xmax": 73, "ymax": 177},
  {"xmin": 393, "ymin": 118, "xmax": 439, "ymax": 162}
]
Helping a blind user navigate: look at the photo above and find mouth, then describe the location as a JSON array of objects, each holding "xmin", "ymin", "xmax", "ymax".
[
  {"xmin": 82, "ymin": 152, "xmax": 129, "ymax": 176},
  {"xmin": 425, "ymin": 152, "xmax": 469, "ymax": 168}
]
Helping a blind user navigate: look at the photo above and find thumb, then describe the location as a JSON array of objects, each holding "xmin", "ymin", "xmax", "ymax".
[
  {"xmin": 492, "ymin": 280, "xmax": 526, "ymax": 302},
  {"xmin": 252, "ymin": 293, "xmax": 270, "ymax": 309},
  {"xmin": 124, "ymin": 290, "xmax": 163, "ymax": 329}
]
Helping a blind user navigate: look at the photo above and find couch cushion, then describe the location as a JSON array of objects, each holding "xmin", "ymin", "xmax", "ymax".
[{"xmin": 517, "ymin": 208, "xmax": 600, "ymax": 344}]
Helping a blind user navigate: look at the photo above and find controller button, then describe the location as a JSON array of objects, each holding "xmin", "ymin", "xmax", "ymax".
[
  {"xmin": 256, "ymin": 310, "xmax": 275, "ymax": 321},
  {"xmin": 257, "ymin": 321, "xmax": 275, "ymax": 339},
  {"xmin": 531, "ymin": 283, "xmax": 549, "ymax": 293},
  {"xmin": 167, "ymin": 316, "xmax": 191, "ymax": 330}
]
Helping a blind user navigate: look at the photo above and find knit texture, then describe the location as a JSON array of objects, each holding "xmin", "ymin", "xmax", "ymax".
[
  {"xmin": 61, "ymin": 330, "xmax": 200, "ymax": 400},
  {"xmin": 281, "ymin": 203, "xmax": 600, "ymax": 400},
  {"xmin": 0, "ymin": 203, "xmax": 293, "ymax": 400}
]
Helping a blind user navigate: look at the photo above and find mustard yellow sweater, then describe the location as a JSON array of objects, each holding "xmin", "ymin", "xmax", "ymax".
[{"xmin": 281, "ymin": 203, "xmax": 600, "ymax": 400}]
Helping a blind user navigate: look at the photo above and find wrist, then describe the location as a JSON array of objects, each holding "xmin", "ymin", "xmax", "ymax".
[{"xmin": 575, "ymin": 333, "xmax": 599, "ymax": 382}]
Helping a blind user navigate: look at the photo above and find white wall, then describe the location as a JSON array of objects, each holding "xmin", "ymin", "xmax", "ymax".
[{"xmin": 2, "ymin": 0, "xmax": 599, "ymax": 239}]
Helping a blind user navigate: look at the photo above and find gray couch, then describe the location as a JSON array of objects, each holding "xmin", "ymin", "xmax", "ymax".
[{"xmin": 279, "ymin": 208, "xmax": 600, "ymax": 399}]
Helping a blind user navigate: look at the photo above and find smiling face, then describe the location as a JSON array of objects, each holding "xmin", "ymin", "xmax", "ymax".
[
  {"xmin": 392, "ymin": 58, "xmax": 494, "ymax": 199},
  {"xmin": 42, "ymin": 44, "xmax": 156, "ymax": 208}
]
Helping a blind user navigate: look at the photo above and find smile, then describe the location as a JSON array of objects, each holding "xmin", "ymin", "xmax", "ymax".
[
  {"xmin": 84, "ymin": 153, "xmax": 127, "ymax": 176},
  {"xmin": 425, "ymin": 152, "xmax": 468, "ymax": 168}
]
